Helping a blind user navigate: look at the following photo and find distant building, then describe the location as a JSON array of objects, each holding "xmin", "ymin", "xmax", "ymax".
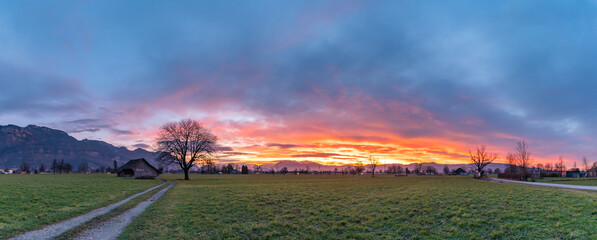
[
  {"xmin": 117, "ymin": 158, "xmax": 160, "ymax": 179},
  {"xmin": 565, "ymin": 170, "xmax": 586, "ymax": 178},
  {"xmin": 452, "ymin": 168, "xmax": 467, "ymax": 175}
]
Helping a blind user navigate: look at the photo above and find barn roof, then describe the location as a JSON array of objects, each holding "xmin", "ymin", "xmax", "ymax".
[{"xmin": 117, "ymin": 158, "xmax": 159, "ymax": 173}]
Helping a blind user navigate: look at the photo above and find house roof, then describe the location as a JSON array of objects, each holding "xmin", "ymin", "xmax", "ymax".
[{"xmin": 117, "ymin": 158, "xmax": 159, "ymax": 173}]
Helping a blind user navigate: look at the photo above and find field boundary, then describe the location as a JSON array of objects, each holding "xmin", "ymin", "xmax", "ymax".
[
  {"xmin": 490, "ymin": 178, "xmax": 597, "ymax": 191},
  {"xmin": 9, "ymin": 181, "xmax": 166, "ymax": 240}
]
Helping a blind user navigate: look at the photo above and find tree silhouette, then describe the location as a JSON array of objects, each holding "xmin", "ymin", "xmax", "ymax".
[
  {"xmin": 156, "ymin": 119, "xmax": 218, "ymax": 180},
  {"xmin": 469, "ymin": 145, "xmax": 497, "ymax": 178}
]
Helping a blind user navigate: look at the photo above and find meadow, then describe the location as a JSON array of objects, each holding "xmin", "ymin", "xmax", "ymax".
[
  {"xmin": 121, "ymin": 175, "xmax": 597, "ymax": 239},
  {"xmin": 537, "ymin": 177, "xmax": 597, "ymax": 186},
  {"xmin": 0, "ymin": 174, "xmax": 160, "ymax": 238}
]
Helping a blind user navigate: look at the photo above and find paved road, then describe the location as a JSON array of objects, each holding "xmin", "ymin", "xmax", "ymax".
[
  {"xmin": 74, "ymin": 182, "xmax": 174, "ymax": 240},
  {"xmin": 490, "ymin": 178, "xmax": 597, "ymax": 191},
  {"xmin": 10, "ymin": 182, "xmax": 166, "ymax": 240}
]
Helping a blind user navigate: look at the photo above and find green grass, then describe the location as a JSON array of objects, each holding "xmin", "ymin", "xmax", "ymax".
[
  {"xmin": 55, "ymin": 182, "xmax": 170, "ymax": 240},
  {"xmin": 0, "ymin": 174, "xmax": 160, "ymax": 238},
  {"xmin": 536, "ymin": 177, "xmax": 597, "ymax": 186},
  {"xmin": 121, "ymin": 175, "xmax": 597, "ymax": 239}
]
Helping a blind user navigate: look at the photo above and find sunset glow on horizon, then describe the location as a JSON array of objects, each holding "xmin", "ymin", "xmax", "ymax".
[{"xmin": 2, "ymin": 1, "xmax": 597, "ymax": 166}]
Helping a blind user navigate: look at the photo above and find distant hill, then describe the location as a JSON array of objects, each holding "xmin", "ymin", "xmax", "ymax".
[{"xmin": 0, "ymin": 124, "xmax": 156, "ymax": 169}]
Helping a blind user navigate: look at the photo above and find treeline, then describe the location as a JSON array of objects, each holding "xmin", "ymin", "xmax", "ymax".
[
  {"xmin": 495, "ymin": 140, "xmax": 597, "ymax": 181},
  {"xmin": 4, "ymin": 159, "xmax": 119, "ymax": 174},
  {"xmin": 159, "ymin": 162, "xmax": 495, "ymax": 176}
]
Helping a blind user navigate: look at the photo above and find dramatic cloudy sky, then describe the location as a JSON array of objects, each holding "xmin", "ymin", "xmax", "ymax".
[{"xmin": 2, "ymin": 0, "xmax": 597, "ymax": 166}]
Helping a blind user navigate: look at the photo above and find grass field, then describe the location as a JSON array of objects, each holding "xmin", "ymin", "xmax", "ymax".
[
  {"xmin": 536, "ymin": 177, "xmax": 597, "ymax": 186},
  {"xmin": 0, "ymin": 174, "xmax": 160, "ymax": 238},
  {"xmin": 121, "ymin": 175, "xmax": 597, "ymax": 239}
]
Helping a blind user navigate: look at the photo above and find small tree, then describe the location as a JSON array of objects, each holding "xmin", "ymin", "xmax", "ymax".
[
  {"xmin": 52, "ymin": 159, "xmax": 58, "ymax": 174},
  {"xmin": 64, "ymin": 162, "xmax": 72, "ymax": 173},
  {"xmin": 583, "ymin": 157, "xmax": 589, "ymax": 177},
  {"xmin": 396, "ymin": 165, "xmax": 404, "ymax": 175},
  {"xmin": 78, "ymin": 162, "xmax": 90, "ymax": 173},
  {"xmin": 424, "ymin": 166, "xmax": 437, "ymax": 175},
  {"xmin": 253, "ymin": 164, "xmax": 262, "ymax": 174},
  {"xmin": 443, "ymin": 165, "xmax": 450, "ymax": 175},
  {"xmin": 39, "ymin": 164, "xmax": 46, "ymax": 173},
  {"xmin": 58, "ymin": 160, "xmax": 63, "ymax": 174},
  {"xmin": 280, "ymin": 167, "xmax": 289, "ymax": 174},
  {"xmin": 355, "ymin": 160, "xmax": 365, "ymax": 175},
  {"xmin": 469, "ymin": 145, "xmax": 497, "ymax": 178},
  {"xmin": 413, "ymin": 163, "xmax": 423, "ymax": 174},
  {"xmin": 113, "ymin": 160, "xmax": 118, "ymax": 173},
  {"xmin": 556, "ymin": 156, "xmax": 566, "ymax": 176},
  {"xmin": 505, "ymin": 153, "xmax": 517, "ymax": 173},
  {"xmin": 155, "ymin": 119, "xmax": 218, "ymax": 180},
  {"xmin": 20, "ymin": 161, "xmax": 31, "ymax": 174},
  {"xmin": 367, "ymin": 154, "xmax": 379, "ymax": 177},
  {"xmin": 514, "ymin": 140, "xmax": 532, "ymax": 176}
]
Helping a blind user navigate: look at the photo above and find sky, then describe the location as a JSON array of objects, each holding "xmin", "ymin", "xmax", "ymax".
[{"xmin": 2, "ymin": 0, "xmax": 597, "ymax": 166}]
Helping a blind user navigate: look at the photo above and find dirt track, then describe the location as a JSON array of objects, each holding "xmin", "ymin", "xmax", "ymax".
[
  {"xmin": 10, "ymin": 182, "xmax": 166, "ymax": 240},
  {"xmin": 73, "ymin": 183, "xmax": 174, "ymax": 240}
]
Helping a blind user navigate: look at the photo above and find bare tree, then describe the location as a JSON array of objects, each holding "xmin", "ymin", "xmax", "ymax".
[
  {"xmin": 513, "ymin": 140, "xmax": 532, "ymax": 175},
  {"xmin": 396, "ymin": 165, "xmax": 404, "ymax": 175},
  {"xmin": 544, "ymin": 163, "xmax": 553, "ymax": 172},
  {"xmin": 367, "ymin": 154, "xmax": 379, "ymax": 177},
  {"xmin": 583, "ymin": 156, "xmax": 589, "ymax": 176},
  {"xmin": 443, "ymin": 165, "xmax": 450, "ymax": 175},
  {"xmin": 253, "ymin": 164, "xmax": 262, "ymax": 174},
  {"xmin": 202, "ymin": 158, "xmax": 216, "ymax": 174},
  {"xmin": 78, "ymin": 162, "xmax": 90, "ymax": 173},
  {"xmin": 469, "ymin": 145, "xmax": 497, "ymax": 178},
  {"xmin": 413, "ymin": 163, "xmax": 423, "ymax": 174},
  {"xmin": 354, "ymin": 160, "xmax": 365, "ymax": 175},
  {"xmin": 424, "ymin": 166, "xmax": 437, "ymax": 175},
  {"xmin": 556, "ymin": 156, "xmax": 566, "ymax": 176},
  {"xmin": 155, "ymin": 119, "xmax": 218, "ymax": 180},
  {"xmin": 505, "ymin": 153, "xmax": 517, "ymax": 173},
  {"xmin": 20, "ymin": 161, "xmax": 31, "ymax": 174}
]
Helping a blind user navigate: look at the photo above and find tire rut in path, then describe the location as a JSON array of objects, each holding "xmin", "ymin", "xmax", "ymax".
[
  {"xmin": 73, "ymin": 182, "xmax": 174, "ymax": 240},
  {"xmin": 10, "ymin": 182, "xmax": 166, "ymax": 240}
]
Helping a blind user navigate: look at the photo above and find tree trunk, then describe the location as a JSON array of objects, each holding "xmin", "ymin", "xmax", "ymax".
[{"xmin": 184, "ymin": 168, "xmax": 190, "ymax": 180}]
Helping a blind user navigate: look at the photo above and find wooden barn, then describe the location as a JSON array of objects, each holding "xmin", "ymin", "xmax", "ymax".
[{"xmin": 117, "ymin": 158, "xmax": 160, "ymax": 179}]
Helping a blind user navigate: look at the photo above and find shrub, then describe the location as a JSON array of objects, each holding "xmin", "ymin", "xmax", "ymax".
[{"xmin": 498, "ymin": 173, "xmax": 531, "ymax": 181}]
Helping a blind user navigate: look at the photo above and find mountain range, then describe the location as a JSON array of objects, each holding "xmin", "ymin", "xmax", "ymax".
[{"xmin": 0, "ymin": 124, "xmax": 156, "ymax": 169}]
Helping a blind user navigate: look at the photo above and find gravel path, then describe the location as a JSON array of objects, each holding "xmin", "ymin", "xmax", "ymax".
[
  {"xmin": 490, "ymin": 178, "xmax": 597, "ymax": 191},
  {"xmin": 10, "ymin": 182, "xmax": 166, "ymax": 240},
  {"xmin": 73, "ymin": 182, "xmax": 174, "ymax": 240}
]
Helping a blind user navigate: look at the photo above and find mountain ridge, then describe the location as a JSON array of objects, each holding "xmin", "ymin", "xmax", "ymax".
[{"xmin": 0, "ymin": 124, "xmax": 156, "ymax": 168}]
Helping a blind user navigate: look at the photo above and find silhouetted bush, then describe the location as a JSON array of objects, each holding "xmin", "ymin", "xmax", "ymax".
[
  {"xmin": 540, "ymin": 172, "xmax": 562, "ymax": 178},
  {"xmin": 498, "ymin": 173, "xmax": 531, "ymax": 181}
]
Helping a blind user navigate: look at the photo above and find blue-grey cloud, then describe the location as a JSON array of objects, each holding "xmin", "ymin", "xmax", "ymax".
[{"xmin": 2, "ymin": 1, "xmax": 597, "ymax": 163}]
